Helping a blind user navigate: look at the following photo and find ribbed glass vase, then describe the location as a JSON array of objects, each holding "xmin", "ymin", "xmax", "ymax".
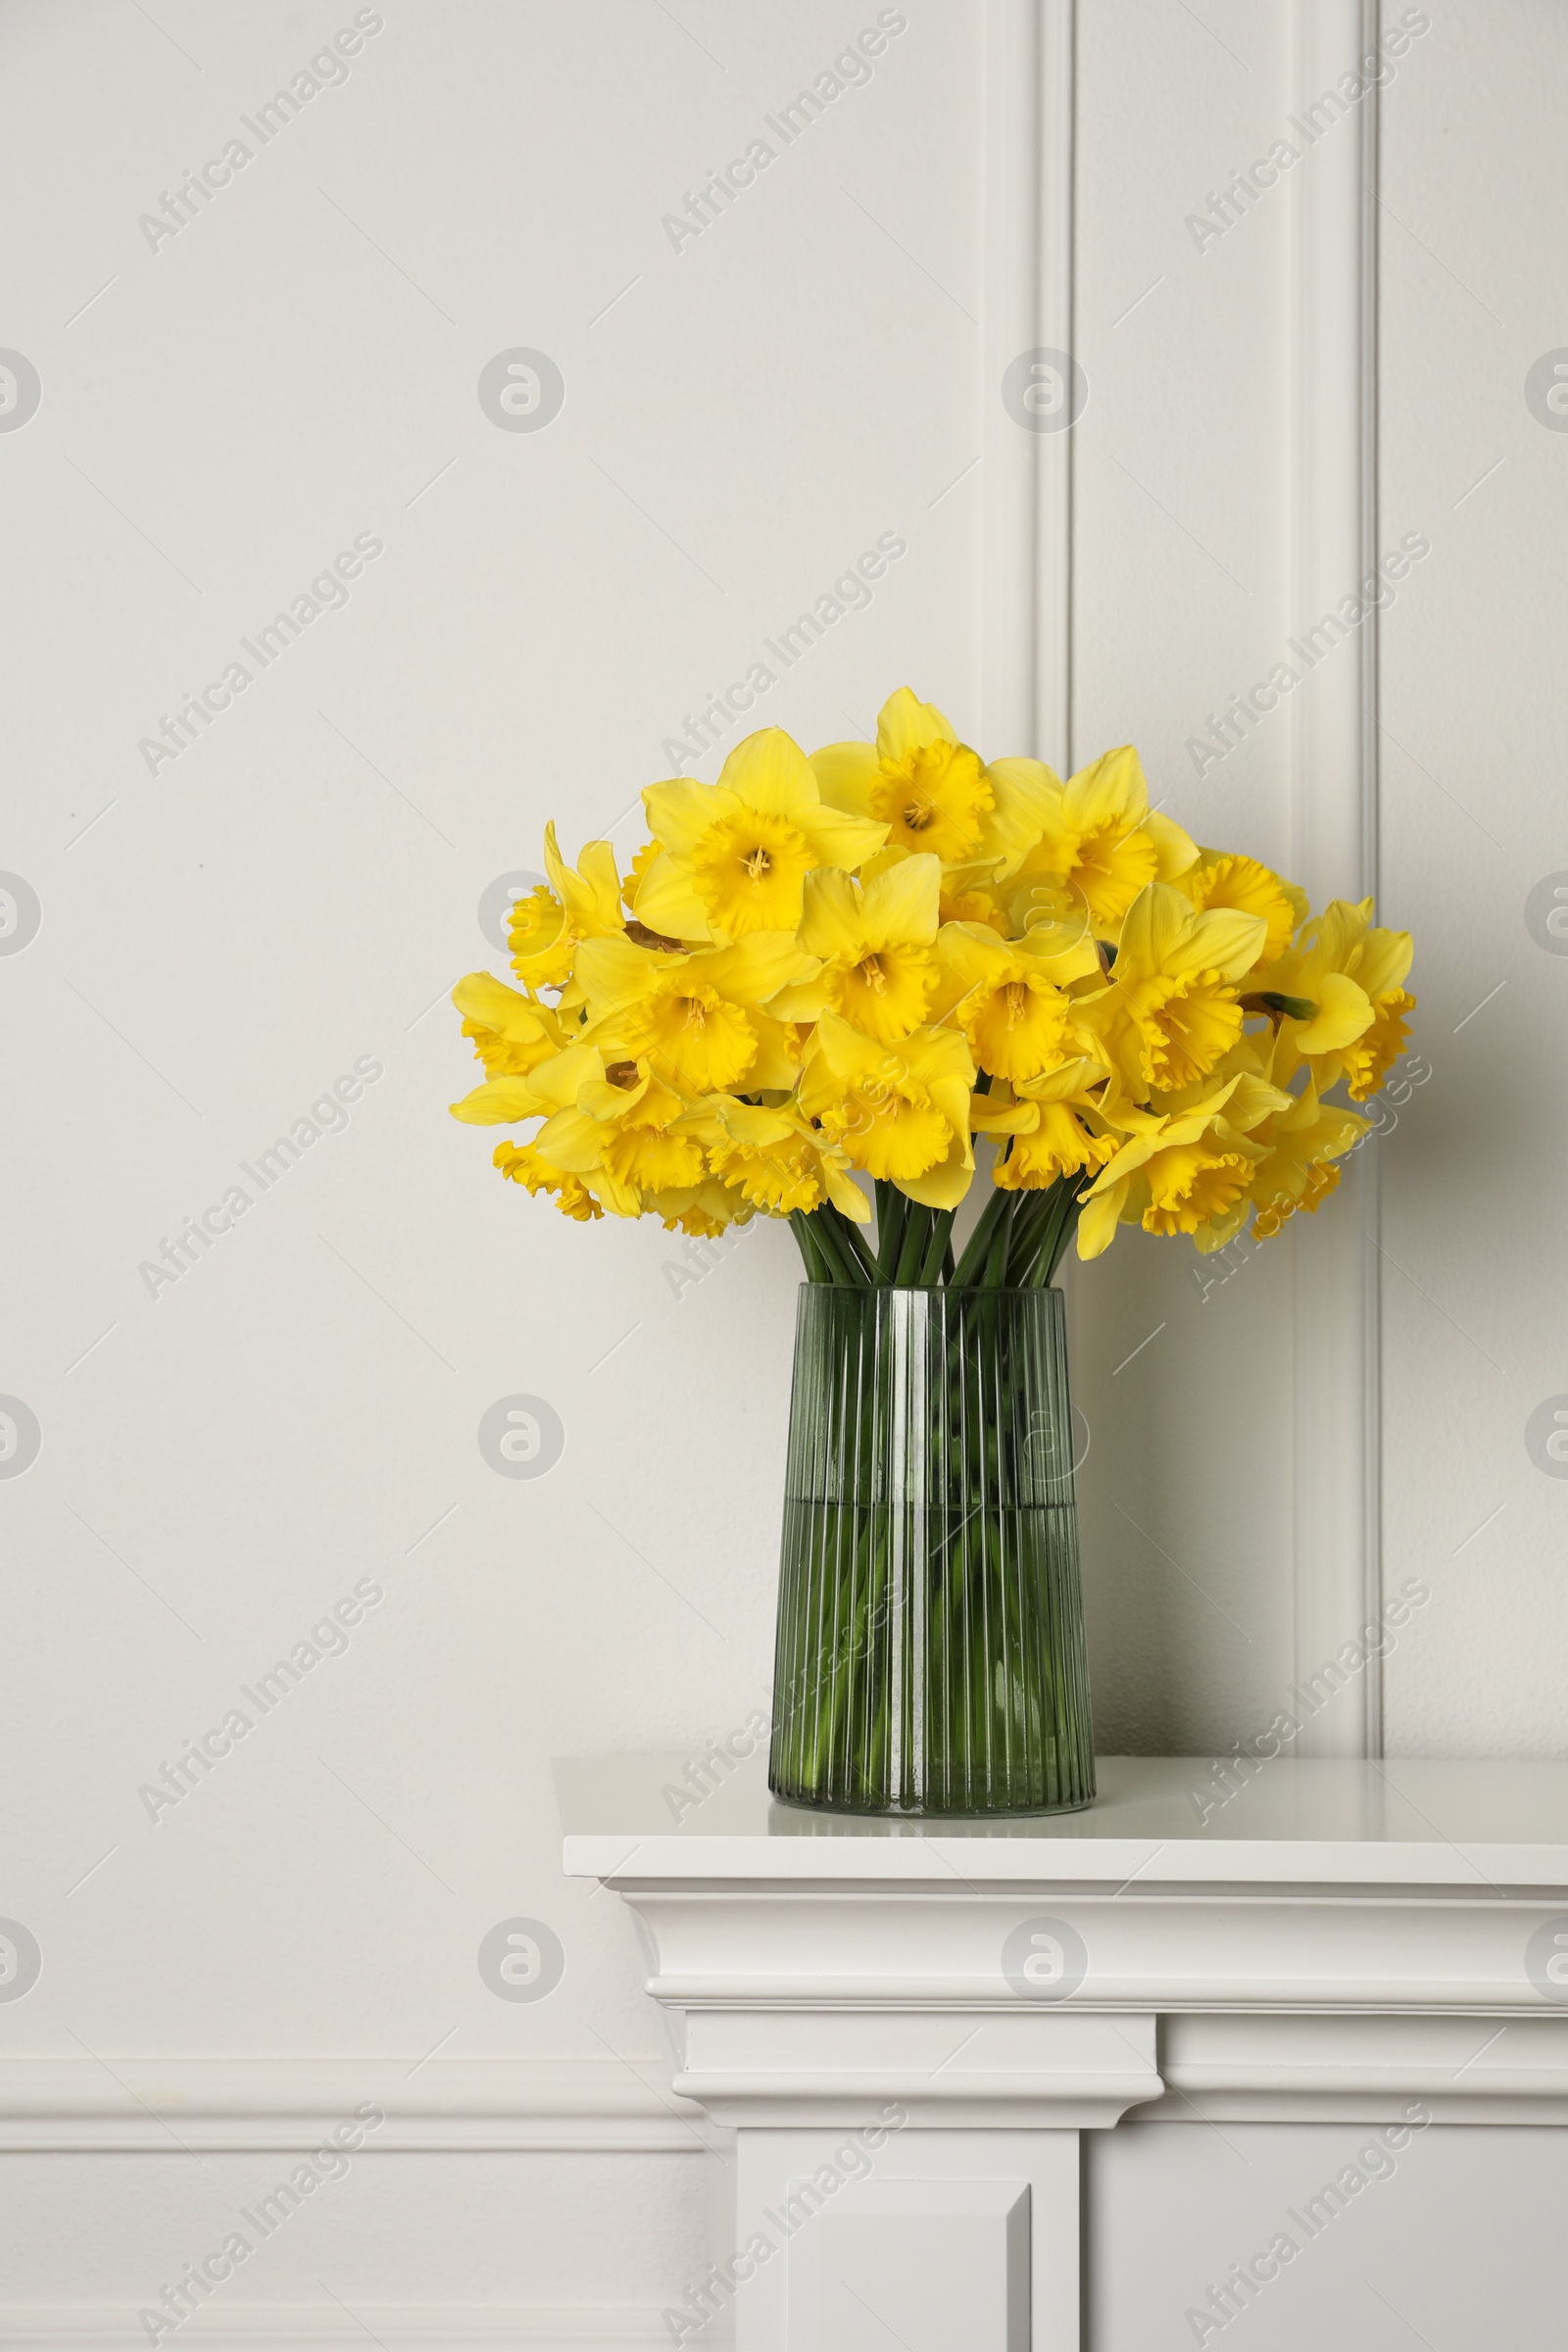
[{"xmin": 768, "ymin": 1284, "xmax": 1095, "ymax": 1817}]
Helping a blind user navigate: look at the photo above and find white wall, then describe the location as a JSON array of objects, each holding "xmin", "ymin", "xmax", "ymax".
[
  {"xmin": 3, "ymin": 0, "xmax": 1562, "ymax": 2335},
  {"xmin": 1377, "ymin": 0, "xmax": 1568, "ymax": 1756},
  {"xmin": 1, "ymin": 0, "xmax": 985, "ymax": 2331},
  {"xmin": 1068, "ymin": 0, "xmax": 1300, "ymax": 1756}
]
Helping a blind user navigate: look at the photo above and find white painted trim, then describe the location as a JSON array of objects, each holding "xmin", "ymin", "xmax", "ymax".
[
  {"xmin": 0, "ymin": 2312, "xmax": 669, "ymax": 2351},
  {"xmin": 0, "ymin": 2058, "xmax": 713, "ymax": 2154},
  {"xmin": 736, "ymin": 2126, "xmax": 1081, "ymax": 2352},
  {"xmin": 1288, "ymin": 0, "xmax": 1382, "ymax": 1756},
  {"xmin": 982, "ymin": 0, "xmax": 1075, "ymax": 768},
  {"xmin": 568, "ymin": 1755, "xmax": 1568, "ymax": 2126},
  {"xmin": 571, "ymin": 1757, "xmax": 1568, "ymax": 2343}
]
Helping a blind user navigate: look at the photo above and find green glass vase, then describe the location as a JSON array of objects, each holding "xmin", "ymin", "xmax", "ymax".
[{"xmin": 768, "ymin": 1282, "xmax": 1095, "ymax": 1816}]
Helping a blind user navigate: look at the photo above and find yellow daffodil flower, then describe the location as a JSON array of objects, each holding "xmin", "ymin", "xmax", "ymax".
[
  {"xmin": 769, "ymin": 854, "xmax": 943, "ymax": 1045},
  {"xmin": 448, "ymin": 1038, "xmax": 603, "ymax": 1127},
  {"xmin": 696, "ymin": 1096, "xmax": 870, "ymax": 1220},
  {"xmin": 1074, "ymin": 881, "xmax": 1268, "ymax": 1097},
  {"xmin": 1008, "ymin": 746, "xmax": 1198, "ymax": 938},
  {"xmin": 799, "ymin": 1012, "xmax": 976, "ymax": 1207},
  {"xmin": 635, "ymin": 728, "xmax": 887, "ymax": 943},
  {"xmin": 810, "ymin": 688, "xmax": 995, "ymax": 863},
  {"xmin": 621, "ymin": 840, "xmax": 661, "ymax": 912},
  {"xmin": 507, "ymin": 885, "xmax": 574, "ymax": 990},
  {"xmin": 1244, "ymin": 1072, "xmax": 1372, "ymax": 1242},
  {"xmin": 974, "ymin": 758, "xmax": 1068, "ymax": 879},
  {"xmin": 573, "ymin": 929, "xmax": 816, "ymax": 1098},
  {"xmin": 1180, "ymin": 850, "xmax": 1306, "ymax": 965},
  {"xmin": 509, "ymin": 823, "xmax": 626, "ymax": 991},
  {"xmin": 493, "ymin": 1140, "xmax": 603, "ymax": 1221},
  {"xmin": 451, "ymin": 973, "xmax": 564, "ymax": 1079},
  {"xmin": 1261, "ymin": 898, "xmax": 1416, "ymax": 1101},
  {"xmin": 524, "ymin": 1054, "xmax": 710, "ymax": 1207},
  {"xmin": 937, "ymin": 858, "xmax": 1010, "ymax": 933},
  {"xmin": 970, "ymin": 1057, "xmax": 1120, "ymax": 1190},
  {"xmin": 941, "ymin": 917, "xmax": 1102, "ymax": 1083},
  {"xmin": 648, "ymin": 1180, "xmax": 756, "ymax": 1237},
  {"xmin": 1076, "ymin": 1066, "xmax": 1292, "ymax": 1257}
]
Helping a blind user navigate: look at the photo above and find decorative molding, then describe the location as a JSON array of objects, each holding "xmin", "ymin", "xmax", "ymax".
[
  {"xmin": 1148, "ymin": 2010, "xmax": 1568, "ymax": 2126},
  {"xmin": 0, "ymin": 2312, "xmax": 670, "ymax": 2351},
  {"xmin": 982, "ymin": 0, "xmax": 1075, "ymax": 768},
  {"xmin": 1288, "ymin": 0, "xmax": 1383, "ymax": 1757},
  {"xmin": 735, "ymin": 2128, "xmax": 1080, "ymax": 2352},
  {"xmin": 564, "ymin": 1753, "xmax": 1568, "ymax": 2125},
  {"xmin": 671, "ymin": 2009, "xmax": 1158, "ymax": 2132},
  {"xmin": 0, "ymin": 2058, "xmax": 711, "ymax": 2155},
  {"xmin": 566, "ymin": 1753, "xmax": 1568, "ymax": 2344}
]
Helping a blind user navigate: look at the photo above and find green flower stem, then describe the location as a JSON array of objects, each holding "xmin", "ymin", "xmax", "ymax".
[
  {"xmin": 1047, "ymin": 1193, "xmax": 1088, "ymax": 1282},
  {"xmin": 917, "ymin": 1208, "xmax": 956, "ymax": 1285},
  {"xmin": 893, "ymin": 1202, "xmax": 934, "ymax": 1286},
  {"xmin": 788, "ymin": 1208, "xmax": 835, "ymax": 1284},
  {"xmin": 1008, "ymin": 1181, "xmax": 1067, "ymax": 1286},
  {"xmin": 806, "ymin": 1507, "xmax": 883, "ymax": 1789},
  {"xmin": 821, "ymin": 1200, "xmax": 878, "ymax": 1284},
  {"xmin": 787, "ymin": 1208, "xmax": 818, "ymax": 1278},
  {"xmin": 874, "ymin": 1180, "xmax": 907, "ymax": 1281},
  {"xmin": 950, "ymin": 1185, "xmax": 1011, "ymax": 1288},
  {"xmin": 982, "ymin": 1196, "xmax": 1014, "ymax": 1287},
  {"xmin": 1035, "ymin": 1174, "xmax": 1092, "ymax": 1284},
  {"xmin": 820, "ymin": 1211, "xmax": 869, "ymax": 1287},
  {"xmin": 792, "ymin": 1174, "xmax": 1086, "ymax": 1297}
]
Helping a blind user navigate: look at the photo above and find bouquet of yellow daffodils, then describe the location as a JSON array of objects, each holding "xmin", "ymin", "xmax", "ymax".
[{"xmin": 448, "ymin": 688, "xmax": 1415, "ymax": 1290}]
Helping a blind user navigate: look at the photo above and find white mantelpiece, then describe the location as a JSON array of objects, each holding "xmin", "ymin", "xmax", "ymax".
[{"xmin": 560, "ymin": 1754, "xmax": 1568, "ymax": 2350}]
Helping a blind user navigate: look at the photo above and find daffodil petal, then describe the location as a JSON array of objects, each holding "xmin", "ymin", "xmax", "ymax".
[
  {"xmin": 451, "ymin": 973, "xmax": 548, "ymax": 1040},
  {"xmin": 1076, "ymin": 1178, "xmax": 1128, "ymax": 1258},
  {"xmin": 876, "ymin": 686, "xmax": 958, "ymax": 766},
  {"xmin": 822, "ymin": 1161, "xmax": 873, "ymax": 1221},
  {"xmin": 629, "ymin": 850, "xmax": 715, "ymax": 942},
  {"xmin": 978, "ymin": 758, "xmax": 1062, "ymax": 878},
  {"xmin": 860, "ymin": 851, "xmax": 941, "ymax": 945},
  {"xmin": 715, "ymin": 726, "xmax": 816, "ymax": 816},
  {"xmin": 798, "ymin": 867, "xmax": 866, "ymax": 963},
  {"xmin": 1144, "ymin": 808, "xmax": 1200, "ymax": 879},
  {"xmin": 1293, "ymin": 968, "xmax": 1373, "ymax": 1053},
  {"xmin": 796, "ymin": 804, "xmax": 890, "ymax": 870},
  {"xmin": 643, "ymin": 778, "xmax": 731, "ymax": 857},
  {"xmin": 449, "ymin": 1077, "xmax": 544, "ymax": 1124},
  {"xmin": 809, "ymin": 739, "xmax": 880, "ymax": 816},
  {"xmin": 1063, "ymin": 745, "xmax": 1148, "ymax": 834}
]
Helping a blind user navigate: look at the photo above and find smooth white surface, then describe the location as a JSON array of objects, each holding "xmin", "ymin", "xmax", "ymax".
[
  {"xmin": 1089, "ymin": 2122, "xmax": 1568, "ymax": 2352},
  {"xmin": 732, "ymin": 2129, "xmax": 1078, "ymax": 2352},
  {"xmin": 0, "ymin": 2310, "xmax": 676, "ymax": 2351},
  {"xmin": 1065, "ymin": 0, "xmax": 1303, "ymax": 1760},
  {"xmin": 787, "ymin": 2176, "xmax": 1031, "ymax": 2351},
  {"xmin": 981, "ymin": 0, "xmax": 1073, "ymax": 761},
  {"xmin": 0, "ymin": 1, "xmax": 981, "ymax": 2330},
  {"xmin": 1378, "ymin": 3, "xmax": 1568, "ymax": 1757},
  {"xmin": 559, "ymin": 1749, "xmax": 1568, "ymax": 1882},
  {"xmin": 1288, "ymin": 0, "xmax": 1382, "ymax": 1760}
]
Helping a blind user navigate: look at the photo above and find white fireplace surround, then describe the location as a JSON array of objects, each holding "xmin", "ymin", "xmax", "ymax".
[{"xmin": 561, "ymin": 1753, "xmax": 1568, "ymax": 2349}]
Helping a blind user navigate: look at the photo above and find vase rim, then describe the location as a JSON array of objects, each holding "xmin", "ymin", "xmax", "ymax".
[{"xmin": 796, "ymin": 1280, "xmax": 1064, "ymax": 1297}]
